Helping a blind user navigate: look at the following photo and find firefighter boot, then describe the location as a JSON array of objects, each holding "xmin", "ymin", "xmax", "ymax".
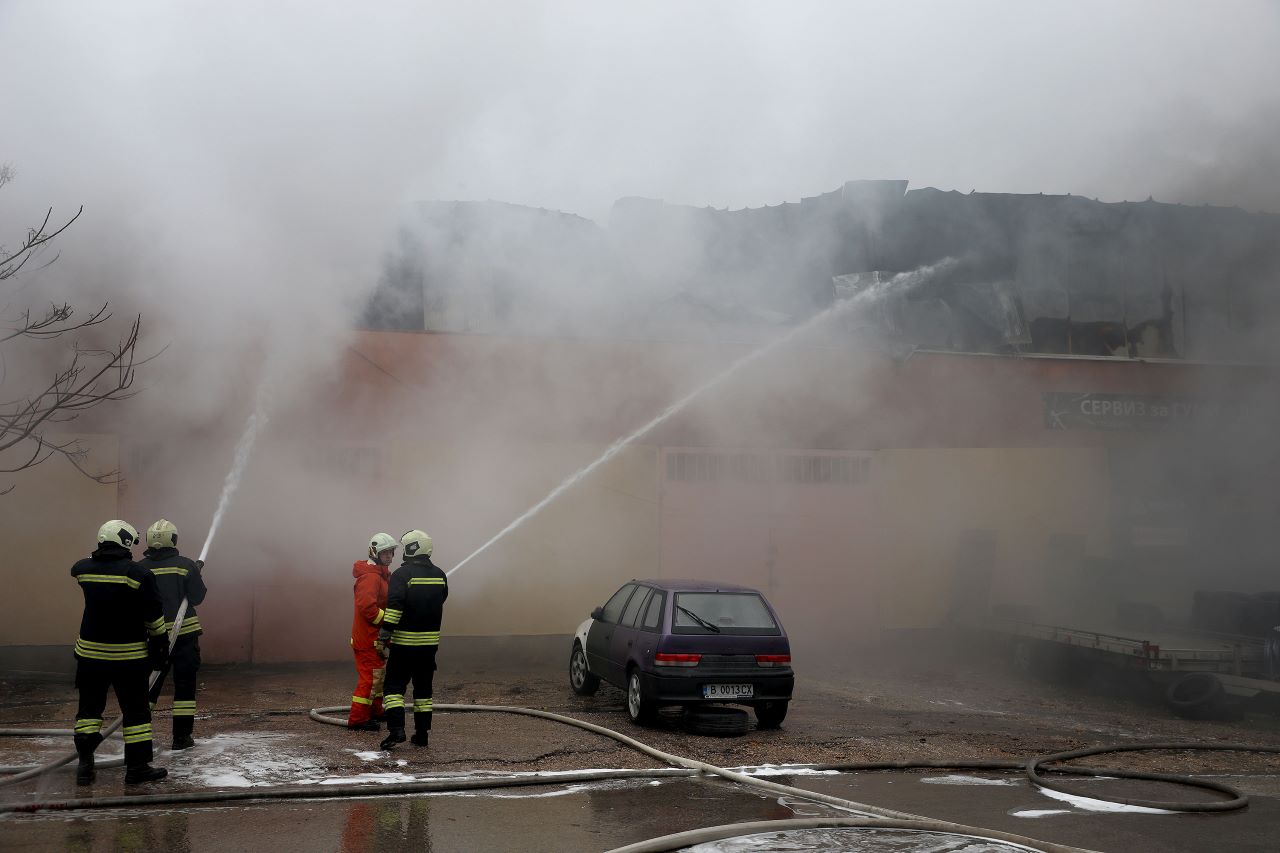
[
  {"xmin": 75, "ymin": 753, "xmax": 95, "ymax": 785},
  {"xmin": 349, "ymin": 720, "xmax": 379, "ymax": 732},
  {"xmin": 410, "ymin": 732, "xmax": 429, "ymax": 747},
  {"xmin": 172, "ymin": 711, "xmax": 196, "ymax": 750},
  {"xmin": 125, "ymin": 765, "xmax": 168, "ymax": 784},
  {"xmin": 73, "ymin": 733, "xmax": 102, "ymax": 785},
  {"xmin": 379, "ymin": 727, "xmax": 406, "ymax": 750}
]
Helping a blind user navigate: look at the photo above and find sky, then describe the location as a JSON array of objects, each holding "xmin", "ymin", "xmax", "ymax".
[{"xmin": 3, "ymin": 1, "xmax": 1279, "ymax": 226}]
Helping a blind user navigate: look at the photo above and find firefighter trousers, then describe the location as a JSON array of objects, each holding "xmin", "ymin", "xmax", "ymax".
[
  {"xmin": 382, "ymin": 644, "xmax": 437, "ymax": 733},
  {"xmin": 348, "ymin": 647, "xmax": 386, "ymax": 726},
  {"xmin": 149, "ymin": 637, "xmax": 201, "ymax": 739},
  {"xmin": 74, "ymin": 658, "xmax": 154, "ymax": 767}
]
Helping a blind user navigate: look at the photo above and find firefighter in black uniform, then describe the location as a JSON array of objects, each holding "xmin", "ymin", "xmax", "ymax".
[
  {"xmin": 71, "ymin": 520, "xmax": 169, "ymax": 785},
  {"xmin": 137, "ymin": 519, "xmax": 207, "ymax": 750},
  {"xmin": 376, "ymin": 529, "xmax": 448, "ymax": 750}
]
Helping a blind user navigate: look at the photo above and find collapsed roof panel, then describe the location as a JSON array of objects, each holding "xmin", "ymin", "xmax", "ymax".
[{"xmin": 368, "ymin": 182, "xmax": 1280, "ymax": 361}]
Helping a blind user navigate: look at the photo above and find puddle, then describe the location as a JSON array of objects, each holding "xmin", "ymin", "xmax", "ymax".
[{"xmin": 684, "ymin": 828, "xmax": 1039, "ymax": 851}]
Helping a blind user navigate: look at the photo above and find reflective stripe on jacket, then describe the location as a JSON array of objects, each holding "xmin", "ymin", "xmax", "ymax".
[
  {"xmin": 383, "ymin": 556, "xmax": 447, "ymax": 646},
  {"xmin": 72, "ymin": 545, "xmax": 165, "ymax": 661}
]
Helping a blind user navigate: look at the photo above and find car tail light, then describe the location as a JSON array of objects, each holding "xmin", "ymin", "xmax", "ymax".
[
  {"xmin": 755, "ymin": 654, "xmax": 791, "ymax": 667},
  {"xmin": 654, "ymin": 652, "xmax": 701, "ymax": 667}
]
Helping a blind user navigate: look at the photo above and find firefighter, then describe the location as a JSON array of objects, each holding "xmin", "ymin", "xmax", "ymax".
[
  {"xmin": 137, "ymin": 519, "xmax": 207, "ymax": 750},
  {"xmin": 348, "ymin": 532, "xmax": 396, "ymax": 731},
  {"xmin": 376, "ymin": 530, "xmax": 448, "ymax": 750},
  {"xmin": 71, "ymin": 520, "xmax": 168, "ymax": 784}
]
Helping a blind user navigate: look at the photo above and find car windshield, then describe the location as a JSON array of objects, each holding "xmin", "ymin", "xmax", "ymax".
[{"xmin": 672, "ymin": 592, "xmax": 780, "ymax": 635}]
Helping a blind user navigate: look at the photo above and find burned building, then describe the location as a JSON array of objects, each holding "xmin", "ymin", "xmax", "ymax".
[{"xmin": 369, "ymin": 180, "xmax": 1280, "ymax": 362}]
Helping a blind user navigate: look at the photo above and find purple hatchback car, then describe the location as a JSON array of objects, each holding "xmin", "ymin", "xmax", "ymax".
[{"xmin": 570, "ymin": 579, "xmax": 794, "ymax": 728}]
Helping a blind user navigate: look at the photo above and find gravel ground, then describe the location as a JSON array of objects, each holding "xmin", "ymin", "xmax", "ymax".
[{"xmin": 3, "ymin": 652, "xmax": 1280, "ymax": 794}]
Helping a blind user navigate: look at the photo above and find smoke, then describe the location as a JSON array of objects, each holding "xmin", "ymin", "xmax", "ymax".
[{"xmin": 2, "ymin": 1, "xmax": 1279, "ymax": 658}]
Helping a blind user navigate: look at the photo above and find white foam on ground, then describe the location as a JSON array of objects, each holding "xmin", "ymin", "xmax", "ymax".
[
  {"xmin": 732, "ymin": 764, "xmax": 840, "ymax": 777},
  {"xmin": 1011, "ymin": 808, "xmax": 1073, "ymax": 819},
  {"xmin": 1035, "ymin": 786, "xmax": 1174, "ymax": 814},
  {"xmin": 165, "ymin": 732, "xmax": 325, "ymax": 788},
  {"xmin": 922, "ymin": 774, "xmax": 1021, "ymax": 787},
  {"xmin": 350, "ymin": 750, "xmax": 385, "ymax": 761}
]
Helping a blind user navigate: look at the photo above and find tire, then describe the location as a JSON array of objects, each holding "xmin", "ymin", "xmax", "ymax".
[
  {"xmin": 754, "ymin": 700, "xmax": 789, "ymax": 729},
  {"xmin": 569, "ymin": 643, "xmax": 600, "ymax": 697},
  {"xmin": 625, "ymin": 668, "xmax": 657, "ymax": 725},
  {"xmin": 686, "ymin": 705, "xmax": 750, "ymax": 737},
  {"xmin": 1165, "ymin": 672, "xmax": 1226, "ymax": 720}
]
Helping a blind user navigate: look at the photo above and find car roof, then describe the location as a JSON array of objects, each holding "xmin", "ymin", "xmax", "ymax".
[{"xmin": 631, "ymin": 578, "xmax": 763, "ymax": 594}]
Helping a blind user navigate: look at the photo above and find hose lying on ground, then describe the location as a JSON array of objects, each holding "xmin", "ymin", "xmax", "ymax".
[
  {"xmin": 3, "ymin": 701, "xmax": 1278, "ymax": 853},
  {"xmin": 0, "ymin": 767, "xmax": 698, "ymax": 815},
  {"xmin": 312, "ymin": 704, "xmax": 1095, "ymax": 853},
  {"xmin": 0, "ymin": 597, "xmax": 194, "ymax": 789},
  {"xmin": 0, "ymin": 729, "xmax": 120, "ymax": 739},
  {"xmin": 1025, "ymin": 742, "xmax": 1280, "ymax": 813},
  {"xmin": 3, "ymin": 703, "xmax": 1094, "ymax": 853},
  {"xmin": 316, "ymin": 705, "xmax": 1280, "ymax": 814}
]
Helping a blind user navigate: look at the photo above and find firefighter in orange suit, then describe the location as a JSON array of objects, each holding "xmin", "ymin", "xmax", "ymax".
[{"xmin": 348, "ymin": 533, "xmax": 395, "ymax": 730}]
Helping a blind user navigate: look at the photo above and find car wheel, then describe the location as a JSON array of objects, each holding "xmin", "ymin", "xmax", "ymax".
[
  {"xmin": 754, "ymin": 700, "xmax": 789, "ymax": 729},
  {"xmin": 569, "ymin": 643, "xmax": 600, "ymax": 696},
  {"xmin": 626, "ymin": 668, "xmax": 656, "ymax": 725}
]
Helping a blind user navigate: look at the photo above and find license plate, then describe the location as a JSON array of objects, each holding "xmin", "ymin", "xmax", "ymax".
[{"xmin": 702, "ymin": 683, "xmax": 753, "ymax": 699}]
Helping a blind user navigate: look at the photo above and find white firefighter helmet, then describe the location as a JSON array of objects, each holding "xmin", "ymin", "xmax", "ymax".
[
  {"xmin": 368, "ymin": 532, "xmax": 397, "ymax": 562},
  {"xmin": 97, "ymin": 520, "xmax": 139, "ymax": 548},
  {"xmin": 400, "ymin": 529, "xmax": 432, "ymax": 558},
  {"xmin": 146, "ymin": 519, "xmax": 179, "ymax": 550}
]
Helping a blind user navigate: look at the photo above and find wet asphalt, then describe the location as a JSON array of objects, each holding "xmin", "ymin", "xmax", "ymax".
[{"xmin": 3, "ymin": 770, "xmax": 1280, "ymax": 852}]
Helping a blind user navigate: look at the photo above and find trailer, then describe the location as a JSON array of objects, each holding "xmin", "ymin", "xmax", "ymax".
[{"xmin": 993, "ymin": 620, "xmax": 1280, "ymax": 718}]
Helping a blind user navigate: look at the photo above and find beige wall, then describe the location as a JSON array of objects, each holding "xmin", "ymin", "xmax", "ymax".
[
  {"xmin": 871, "ymin": 447, "xmax": 1112, "ymax": 630},
  {"xmin": 0, "ymin": 435, "xmax": 1116, "ymax": 658},
  {"xmin": 0, "ymin": 435, "xmax": 119, "ymax": 646}
]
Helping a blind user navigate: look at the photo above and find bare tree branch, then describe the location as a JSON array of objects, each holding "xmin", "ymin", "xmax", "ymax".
[{"xmin": 1, "ymin": 170, "xmax": 145, "ymax": 492}]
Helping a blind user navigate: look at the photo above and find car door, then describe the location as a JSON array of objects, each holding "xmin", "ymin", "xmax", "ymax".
[
  {"xmin": 586, "ymin": 583, "xmax": 637, "ymax": 686},
  {"xmin": 611, "ymin": 587, "xmax": 653, "ymax": 680}
]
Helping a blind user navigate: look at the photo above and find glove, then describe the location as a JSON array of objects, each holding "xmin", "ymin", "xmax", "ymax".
[
  {"xmin": 375, "ymin": 630, "xmax": 391, "ymax": 660},
  {"xmin": 195, "ymin": 559, "xmax": 205, "ymax": 570},
  {"xmin": 148, "ymin": 636, "xmax": 170, "ymax": 670}
]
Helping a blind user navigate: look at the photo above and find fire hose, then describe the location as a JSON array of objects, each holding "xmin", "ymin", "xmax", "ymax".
[
  {"xmin": 0, "ymin": 596, "xmax": 194, "ymax": 788},
  {"xmin": 4, "ymin": 701, "xmax": 1280, "ymax": 852}
]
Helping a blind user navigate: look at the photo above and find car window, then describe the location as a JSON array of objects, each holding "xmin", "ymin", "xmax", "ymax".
[
  {"xmin": 641, "ymin": 591, "xmax": 666, "ymax": 631},
  {"xmin": 673, "ymin": 592, "xmax": 780, "ymax": 635},
  {"xmin": 600, "ymin": 584, "xmax": 636, "ymax": 624},
  {"xmin": 622, "ymin": 588, "xmax": 650, "ymax": 628}
]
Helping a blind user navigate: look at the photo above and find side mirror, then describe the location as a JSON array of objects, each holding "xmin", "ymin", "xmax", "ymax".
[{"xmin": 591, "ymin": 606, "xmax": 605, "ymax": 621}]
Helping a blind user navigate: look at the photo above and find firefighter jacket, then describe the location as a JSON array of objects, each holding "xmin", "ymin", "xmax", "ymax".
[
  {"xmin": 351, "ymin": 560, "xmax": 390, "ymax": 650},
  {"xmin": 382, "ymin": 556, "xmax": 448, "ymax": 647},
  {"xmin": 137, "ymin": 547, "xmax": 207, "ymax": 639},
  {"xmin": 71, "ymin": 544, "xmax": 166, "ymax": 662}
]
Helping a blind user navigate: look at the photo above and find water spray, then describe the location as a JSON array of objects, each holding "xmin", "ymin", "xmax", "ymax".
[
  {"xmin": 197, "ymin": 392, "xmax": 270, "ymax": 564},
  {"xmin": 0, "ymin": 386, "xmax": 272, "ymax": 788},
  {"xmin": 447, "ymin": 259, "xmax": 956, "ymax": 578},
  {"xmin": 166, "ymin": 387, "xmax": 271, "ymax": 647}
]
